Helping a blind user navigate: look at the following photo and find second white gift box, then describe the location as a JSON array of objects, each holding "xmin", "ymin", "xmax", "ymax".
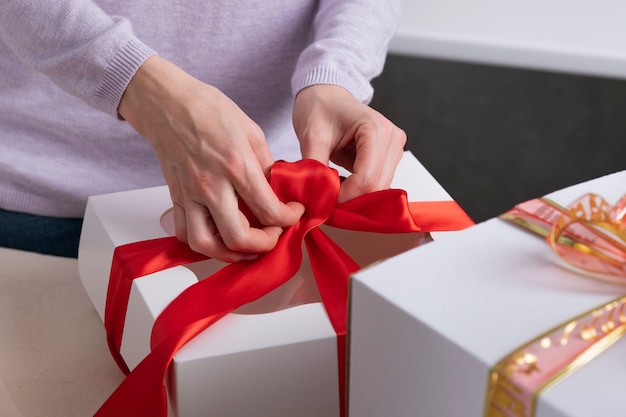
[
  {"xmin": 78, "ymin": 151, "xmax": 459, "ymax": 417},
  {"xmin": 349, "ymin": 169, "xmax": 626, "ymax": 417}
]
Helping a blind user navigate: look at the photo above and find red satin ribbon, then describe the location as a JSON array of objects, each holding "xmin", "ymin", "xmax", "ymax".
[{"xmin": 95, "ymin": 159, "xmax": 474, "ymax": 417}]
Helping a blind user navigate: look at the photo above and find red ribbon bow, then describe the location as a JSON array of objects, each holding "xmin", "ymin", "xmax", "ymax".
[{"xmin": 95, "ymin": 159, "xmax": 474, "ymax": 417}]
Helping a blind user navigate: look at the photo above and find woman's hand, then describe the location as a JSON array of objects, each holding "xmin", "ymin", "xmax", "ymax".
[
  {"xmin": 293, "ymin": 84, "xmax": 407, "ymax": 203},
  {"xmin": 119, "ymin": 56, "xmax": 304, "ymax": 262}
]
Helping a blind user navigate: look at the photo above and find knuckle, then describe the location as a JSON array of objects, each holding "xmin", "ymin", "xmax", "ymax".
[
  {"xmin": 248, "ymin": 124, "xmax": 266, "ymax": 145},
  {"xmin": 254, "ymin": 205, "xmax": 284, "ymax": 225},
  {"xmin": 216, "ymin": 157, "xmax": 249, "ymax": 189},
  {"xmin": 187, "ymin": 232, "xmax": 215, "ymax": 255},
  {"xmin": 175, "ymin": 229, "xmax": 188, "ymax": 244},
  {"xmin": 394, "ymin": 127, "xmax": 408, "ymax": 147},
  {"xmin": 222, "ymin": 231, "xmax": 252, "ymax": 252},
  {"xmin": 359, "ymin": 175, "xmax": 381, "ymax": 194},
  {"xmin": 256, "ymin": 200, "xmax": 300, "ymax": 227}
]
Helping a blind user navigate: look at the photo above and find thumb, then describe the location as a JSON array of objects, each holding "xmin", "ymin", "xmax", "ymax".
[{"xmin": 337, "ymin": 174, "xmax": 366, "ymax": 204}]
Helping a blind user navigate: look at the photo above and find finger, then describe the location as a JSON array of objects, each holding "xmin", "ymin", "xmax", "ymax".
[
  {"xmin": 298, "ymin": 125, "xmax": 334, "ymax": 165},
  {"xmin": 245, "ymin": 123, "xmax": 276, "ymax": 177},
  {"xmin": 173, "ymin": 202, "xmax": 188, "ymax": 244},
  {"xmin": 209, "ymin": 186, "xmax": 293, "ymax": 254},
  {"xmin": 300, "ymin": 144, "xmax": 331, "ymax": 165},
  {"xmin": 233, "ymin": 129, "xmax": 306, "ymax": 227},
  {"xmin": 183, "ymin": 200, "xmax": 256, "ymax": 262},
  {"xmin": 227, "ymin": 157, "xmax": 305, "ymax": 228},
  {"xmin": 337, "ymin": 125, "xmax": 405, "ymax": 203},
  {"xmin": 242, "ymin": 181, "xmax": 305, "ymax": 228}
]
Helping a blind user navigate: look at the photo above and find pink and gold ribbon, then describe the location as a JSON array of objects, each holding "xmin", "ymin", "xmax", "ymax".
[
  {"xmin": 484, "ymin": 295, "xmax": 626, "ymax": 417},
  {"xmin": 489, "ymin": 193, "xmax": 626, "ymax": 417},
  {"xmin": 549, "ymin": 193, "xmax": 626, "ymax": 281},
  {"xmin": 94, "ymin": 159, "xmax": 474, "ymax": 417},
  {"xmin": 502, "ymin": 193, "xmax": 626, "ymax": 283}
]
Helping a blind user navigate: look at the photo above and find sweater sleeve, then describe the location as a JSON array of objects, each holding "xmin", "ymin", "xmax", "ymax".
[
  {"xmin": 291, "ymin": 0, "xmax": 406, "ymax": 104},
  {"xmin": 0, "ymin": 0, "xmax": 156, "ymax": 117}
]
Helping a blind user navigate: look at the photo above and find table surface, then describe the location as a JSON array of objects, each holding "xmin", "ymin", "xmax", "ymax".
[
  {"xmin": 0, "ymin": 248, "xmax": 123, "ymax": 417},
  {"xmin": 391, "ymin": 0, "xmax": 626, "ymax": 79}
]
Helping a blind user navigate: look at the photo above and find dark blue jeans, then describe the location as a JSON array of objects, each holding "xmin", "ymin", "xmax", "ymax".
[{"xmin": 0, "ymin": 208, "xmax": 83, "ymax": 258}]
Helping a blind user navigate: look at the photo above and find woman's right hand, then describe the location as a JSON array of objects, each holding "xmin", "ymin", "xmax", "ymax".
[{"xmin": 118, "ymin": 56, "xmax": 304, "ymax": 262}]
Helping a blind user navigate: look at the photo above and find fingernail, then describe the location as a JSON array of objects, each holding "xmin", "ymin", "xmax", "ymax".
[{"xmin": 242, "ymin": 254, "xmax": 258, "ymax": 261}]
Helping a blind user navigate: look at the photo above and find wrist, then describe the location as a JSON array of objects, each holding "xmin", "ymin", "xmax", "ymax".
[
  {"xmin": 117, "ymin": 55, "xmax": 192, "ymax": 124},
  {"xmin": 295, "ymin": 84, "xmax": 352, "ymax": 103}
]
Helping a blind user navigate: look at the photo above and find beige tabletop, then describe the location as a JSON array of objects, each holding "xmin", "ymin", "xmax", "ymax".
[{"xmin": 0, "ymin": 247, "xmax": 124, "ymax": 417}]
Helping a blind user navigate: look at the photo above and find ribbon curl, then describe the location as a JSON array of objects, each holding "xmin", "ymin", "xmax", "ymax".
[
  {"xmin": 548, "ymin": 193, "xmax": 626, "ymax": 281},
  {"xmin": 501, "ymin": 193, "xmax": 626, "ymax": 283},
  {"xmin": 95, "ymin": 159, "xmax": 474, "ymax": 417}
]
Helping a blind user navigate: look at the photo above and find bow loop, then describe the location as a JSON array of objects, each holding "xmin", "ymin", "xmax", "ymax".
[
  {"xmin": 610, "ymin": 194, "xmax": 626, "ymax": 228},
  {"xmin": 548, "ymin": 193, "xmax": 626, "ymax": 281},
  {"xmin": 270, "ymin": 159, "xmax": 340, "ymax": 223},
  {"xmin": 328, "ymin": 189, "xmax": 422, "ymax": 233}
]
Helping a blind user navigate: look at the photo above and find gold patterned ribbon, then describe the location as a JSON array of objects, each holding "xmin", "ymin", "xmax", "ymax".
[
  {"xmin": 548, "ymin": 194, "xmax": 626, "ymax": 282},
  {"xmin": 486, "ymin": 193, "xmax": 626, "ymax": 417},
  {"xmin": 484, "ymin": 295, "xmax": 626, "ymax": 417},
  {"xmin": 501, "ymin": 193, "xmax": 626, "ymax": 282}
]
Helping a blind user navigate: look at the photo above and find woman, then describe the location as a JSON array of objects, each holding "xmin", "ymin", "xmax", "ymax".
[{"xmin": 0, "ymin": 0, "xmax": 407, "ymax": 260}]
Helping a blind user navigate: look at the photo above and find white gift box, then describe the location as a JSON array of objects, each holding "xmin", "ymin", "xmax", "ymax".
[
  {"xmin": 78, "ymin": 151, "xmax": 458, "ymax": 417},
  {"xmin": 349, "ymin": 169, "xmax": 626, "ymax": 417}
]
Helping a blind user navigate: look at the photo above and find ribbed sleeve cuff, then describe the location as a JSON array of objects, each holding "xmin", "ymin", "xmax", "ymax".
[
  {"xmin": 94, "ymin": 37, "xmax": 156, "ymax": 117},
  {"xmin": 292, "ymin": 66, "xmax": 375, "ymax": 104}
]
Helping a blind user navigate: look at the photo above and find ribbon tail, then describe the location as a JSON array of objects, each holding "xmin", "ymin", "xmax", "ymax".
[
  {"xmin": 96, "ymin": 223, "xmax": 309, "ymax": 416},
  {"xmin": 408, "ymin": 200, "xmax": 474, "ymax": 231},
  {"xmin": 105, "ymin": 237, "xmax": 207, "ymax": 374},
  {"xmin": 95, "ymin": 313, "xmax": 227, "ymax": 417},
  {"xmin": 306, "ymin": 228, "xmax": 360, "ymax": 417}
]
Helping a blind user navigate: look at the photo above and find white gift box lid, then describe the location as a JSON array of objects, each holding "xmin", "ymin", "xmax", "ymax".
[{"xmin": 350, "ymin": 169, "xmax": 626, "ymax": 417}]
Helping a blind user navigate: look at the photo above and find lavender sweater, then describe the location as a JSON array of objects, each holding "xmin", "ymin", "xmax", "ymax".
[{"xmin": 0, "ymin": 0, "xmax": 404, "ymax": 218}]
